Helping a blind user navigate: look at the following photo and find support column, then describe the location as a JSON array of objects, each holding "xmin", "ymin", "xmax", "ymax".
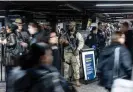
[
  {"xmin": 49, "ymin": 15, "xmax": 57, "ymax": 32},
  {"xmin": 82, "ymin": 15, "xmax": 89, "ymax": 30}
]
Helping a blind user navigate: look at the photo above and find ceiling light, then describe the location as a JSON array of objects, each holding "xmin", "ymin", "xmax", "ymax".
[
  {"xmin": 115, "ymin": 17, "xmax": 124, "ymax": 18},
  {"xmin": 107, "ymin": 18, "xmax": 111, "ymax": 19},
  {"xmin": 104, "ymin": 12, "xmax": 133, "ymax": 14},
  {"xmin": 0, "ymin": 16, "xmax": 5, "ymax": 18},
  {"xmin": 66, "ymin": 4, "xmax": 82, "ymax": 12},
  {"xmin": 96, "ymin": 4, "xmax": 133, "ymax": 7}
]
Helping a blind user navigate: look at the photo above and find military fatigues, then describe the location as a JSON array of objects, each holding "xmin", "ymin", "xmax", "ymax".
[{"xmin": 64, "ymin": 32, "xmax": 84, "ymax": 80}]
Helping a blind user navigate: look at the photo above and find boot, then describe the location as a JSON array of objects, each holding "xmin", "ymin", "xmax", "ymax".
[{"xmin": 75, "ymin": 79, "xmax": 81, "ymax": 87}]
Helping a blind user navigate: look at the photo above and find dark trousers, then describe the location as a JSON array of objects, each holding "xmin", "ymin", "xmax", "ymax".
[
  {"xmin": 52, "ymin": 49, "xmax": 61, "ymax": 73},
  {"xmin": 6, "ymin": 66, "xmax": 13, "ymax": 92},
  {"xmin": 105, "ymin": 87, "xmax": 111, "ymax": 92}
]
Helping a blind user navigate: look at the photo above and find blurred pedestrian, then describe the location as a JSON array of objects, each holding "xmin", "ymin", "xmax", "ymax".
[
  {"xmin": 120, "ymin": 21, "xmax": 133, "ymax": 62},
  {"xmin": 97, "ymin": 31, "xmax": 132, "ymax": 92},
  {"xmin": 7, "ymin": 42, "xmax": 76, "ymax": 92}
]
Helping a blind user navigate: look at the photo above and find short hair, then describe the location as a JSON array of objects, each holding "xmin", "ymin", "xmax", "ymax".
[
  {"xmin": 111, "ymin": 31, "xmax": 124, "ymax": 43},
  {"xmin": 122, "ymin": 21, "xmax": 129, "ymax": 28},
  {"xmin": 92, "ymin": 27, "xmax": 97, "ymax": 31},
  {"xmin": 98, "ymin": 22, "xmax": 102, "ymax": 26},
  {"xmin": 29, "ymin": 21, "xmax": 41, "ymax": 30},
  {"xmin": 6, "ymin": 22, "xmax": 17, "ymax": 32}
]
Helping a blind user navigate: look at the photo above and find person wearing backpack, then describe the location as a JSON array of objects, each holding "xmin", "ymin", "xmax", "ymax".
[{"xmin": 97, "ymin": 31, "xmax": 132, "ymax": 92}]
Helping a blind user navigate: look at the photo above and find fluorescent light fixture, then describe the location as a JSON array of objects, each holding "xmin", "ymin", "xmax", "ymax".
[
  {"xmin": 0, "ymin": 16, "xmax": 5, "ymax": 18},
  {"xmin": 104, "ymin": 12, "xmax": 133, "ymax": 14},
  {"xmin": 107, "ymin": 18, "xmax": 111, "ymax": 19},
  {"xmin": 96, "ymin": 4, "xmax": 133, "ymax": 7},
  {"xmin": 104, "ymin": 13, "xmax": 122, "ymax": 15},
  {"xmin": 66, "ymin": 4, "xmax": 82, "ymax": 12},
  {"xmin": 115, "ymin": 17, "xmax": 124, "ymax": 18}
]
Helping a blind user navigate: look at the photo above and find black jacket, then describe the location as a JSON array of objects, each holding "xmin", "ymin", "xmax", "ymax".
[
  {"xmin": 97, "ymin": 29, "xmax": 106, "ymax": 50},
  {"xmin": 125, "ymin": 30, "xmax": 133, "ymax": 61},
  {"xmin": 30, "ymin": 30, "xmax": 50, "ymax": 46},
  {"xmin": 15, "ymin": 30, "xmax": 30, "ymax": 54},
  {"xmin": 12, "ymin": 65, "xmax": 70, "ymax": 92},
  {"xmin": 85, "ymin": 32, "xmax": 98, "ymax": 48},
  {"xmin": 4, "ymin": 33, "xmax": 16, "ymax": 66},
  {"xmin": 97, "ymin": 43, "xmax": 132, "ymax": 88}
]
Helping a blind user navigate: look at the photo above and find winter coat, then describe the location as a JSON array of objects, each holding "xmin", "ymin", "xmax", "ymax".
[
  {"xmin": 97, "ymin": 42, "xmax": 132, "ymax": 89},
  {"xmin": 3, "ymin": 33, "xmax": 16, "ymax": 66},
  {"xmin": 30, "ymin": 30, "xmax": 50, "ymax": 46},
  {"xmin": 15, "ymin": 30, "xmax": 30, "ymax": 55},
  {"xmin": 125, "ymin": 30, "xmax": 133, "ymax": 62},
  {"xmin": 11, "ymin": 65, "xmax": 71, "ymax": 92},
  {"xmin": 97, "ymin": 29, "xmax": 106, "ymax": 50}
]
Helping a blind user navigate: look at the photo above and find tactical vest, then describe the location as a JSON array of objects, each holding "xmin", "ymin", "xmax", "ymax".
[{"xmin": 64, "ymin": 32, "xmax": 79, "ymax": 52}]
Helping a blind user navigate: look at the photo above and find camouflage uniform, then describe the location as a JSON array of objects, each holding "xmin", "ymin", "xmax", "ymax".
[{"xmin": 64, "ymin": 32, "xmax": 84, "ymax": 80}]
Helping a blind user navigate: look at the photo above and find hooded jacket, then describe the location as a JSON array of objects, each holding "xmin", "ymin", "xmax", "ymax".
[{"xmin": 97, "ymin": 42, "xmax": 132, "ymax": 88}]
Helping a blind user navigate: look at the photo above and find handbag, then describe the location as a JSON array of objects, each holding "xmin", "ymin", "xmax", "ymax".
[{"xmin": 111, "ymin": 47, "xmax": 133, "ymax": 92}]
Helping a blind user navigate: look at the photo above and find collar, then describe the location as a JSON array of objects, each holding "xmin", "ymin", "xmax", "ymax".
[{"xmin": 32, "ymin": 31, "xmax": 40, "ymax": 37}]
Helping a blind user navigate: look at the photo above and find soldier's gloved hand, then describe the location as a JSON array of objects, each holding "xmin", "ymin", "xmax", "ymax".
[{"xmin": 73, "ymin": 49, "xmax": 79, "ymax": 56}]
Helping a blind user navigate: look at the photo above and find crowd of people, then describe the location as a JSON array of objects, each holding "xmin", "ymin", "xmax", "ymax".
[{"xmin": 0, "ymin": 17, "xmax": 133, "ymax": 92}]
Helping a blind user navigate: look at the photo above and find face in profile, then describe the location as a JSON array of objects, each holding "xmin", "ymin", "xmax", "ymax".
[
  {"xmin": 49, "ymin": 32, "xmax": 58, "ymax": 44},
  {"xmin": 6, "ymin": 26, "xmax": 11, "ymax": 33},
  {"xmin": 119, "ymin": 34, "xmax": 125, "ymax": 44},
  {"xmin": 98, "ymin": 24, "xmax": 102, "ymax": 30}
]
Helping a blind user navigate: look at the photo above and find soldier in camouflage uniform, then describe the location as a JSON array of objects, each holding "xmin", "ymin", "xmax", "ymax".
[{"xmin": 61, "ymin": 22, "xmax": 84, "ymax": 87}]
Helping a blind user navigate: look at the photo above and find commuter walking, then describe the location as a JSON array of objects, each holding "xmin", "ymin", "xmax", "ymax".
[
  {"xmin": 28, "ymin": 21, "xmax": 52, "ymax": 46},
  {"xmin": 7, "ymin": 43, "xmax": 76, "ymax": 92},
  {"xmin": 97, "ymin": 31, "xmax": 132, "ymax": 92},
  {"xmin": 120, "ymin": 21, "xmax": 133, "ymax": 62}
]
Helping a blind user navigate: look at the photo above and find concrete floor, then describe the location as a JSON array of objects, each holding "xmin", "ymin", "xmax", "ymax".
[
  {"xmin": 0, "ymin": 81, "xmax": 108, "ymax": 92},
  {"xmin": 76, "ymin": 81, "xmax": 108, "ymax": 92}
]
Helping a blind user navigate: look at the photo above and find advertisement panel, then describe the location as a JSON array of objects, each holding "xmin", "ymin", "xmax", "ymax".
[{"xmin": 81, "ymin": 50, "xmax": 96, "ymax": 80}]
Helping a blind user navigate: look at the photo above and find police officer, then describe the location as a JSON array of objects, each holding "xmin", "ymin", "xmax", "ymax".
[
  {"xmin": 61, "ymin": 22, "xmax": 84, "ymax": 87},
  {"xmin": 85, "ymin": 27, "xmax": 98, "ymax": 64},
  {"xmin": 85, "ymin": 27, "xmax": 98, "ymax": 48}
]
